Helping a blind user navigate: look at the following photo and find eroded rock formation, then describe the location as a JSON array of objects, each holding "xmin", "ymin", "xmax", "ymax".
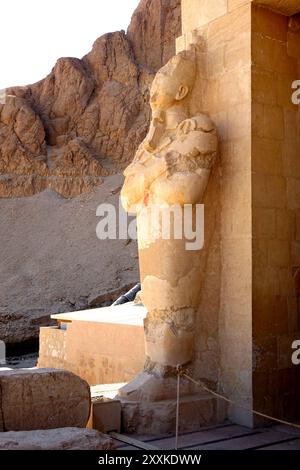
[{"xmin": 0, "ymin": 0, "xmax": 181, "ymax": 198}]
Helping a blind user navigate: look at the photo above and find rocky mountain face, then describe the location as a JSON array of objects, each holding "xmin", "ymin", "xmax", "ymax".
[
  {"xmin": 0, "ymin": 0, "xmax": 181, "ymax": 198},
  {"xmin": 0, "ymin": 0, "xmax": 181, "ymax": 345}
]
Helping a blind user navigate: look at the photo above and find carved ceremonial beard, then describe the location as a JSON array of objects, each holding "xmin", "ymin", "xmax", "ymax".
[
  {"xmin": 145, "ymin": 110, "xmax": 166, "ymax": 151},
  {"xmin": 146, "ymin": 106, "xmax": 190, "ymax": 151}
]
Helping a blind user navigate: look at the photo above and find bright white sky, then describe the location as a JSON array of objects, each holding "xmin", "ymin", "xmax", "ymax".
[{"xmin": 0, "ymin": 0, "xmax": 140, "ymax": 89}]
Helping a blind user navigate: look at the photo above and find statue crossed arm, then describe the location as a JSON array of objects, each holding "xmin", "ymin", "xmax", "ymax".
[{"xmin": 121, "ymin": 114, "xmax": 217, "ymax": 212}]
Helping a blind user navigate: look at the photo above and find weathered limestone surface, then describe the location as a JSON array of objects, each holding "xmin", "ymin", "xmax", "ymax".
[
  {"xmin": 184, "ymin": 1, "xmax": 253, "ymax": 427},
  {"xmin": 38, "ymin": 303, "xmax": 146, "ymax": 386},
  {"xmin": 0, "ymin": 0, "xmax": 181, "ymax": 198},
  {"xmin": 181, "ymin": 0, "xmax": 300, "ymax": 33},
  {"xmin": 252, "ymin": 0, "xmax": 300, "ymax": 15},
  {"xmin": 0, "ymin": 369, "xmax": 91, "ymax": 431},
  {"xmin": 128, "ymin": 0, "xmax": 182, "ymax": 71},
  {"xmin": 251, "ymin": 4, "xmax": 300, "ymax": 423},
  {"xmin": 0, "ymin": 428, "xmax": 114, "ymax": 450}
]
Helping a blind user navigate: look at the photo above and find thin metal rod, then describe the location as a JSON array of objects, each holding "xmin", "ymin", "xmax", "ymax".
[{"xmin": 175, "ymin": 365, "xmax": 180, "ymax": 450}]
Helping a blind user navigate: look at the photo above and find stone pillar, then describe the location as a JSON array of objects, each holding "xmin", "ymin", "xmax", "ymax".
[{"xmin": 177, "ymin": 0, "xmax": 300, "ymax": 426}]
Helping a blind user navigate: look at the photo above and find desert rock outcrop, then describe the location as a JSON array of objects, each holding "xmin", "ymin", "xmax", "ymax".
[{"xmin": 0, "ymin": 0, "xmax": 181, "ymax": 198}]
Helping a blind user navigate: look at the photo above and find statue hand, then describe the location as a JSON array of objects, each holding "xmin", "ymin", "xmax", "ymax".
[{"xmin": 178, "ymin": 118, "xmax": 197, "ymax": 135}]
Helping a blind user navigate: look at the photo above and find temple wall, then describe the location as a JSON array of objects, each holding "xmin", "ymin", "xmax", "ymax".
[
  {"xmin": 177, "ymin": 3, "xmax": 253, "ymax": 425},
  {"xmin": 251, "ymin": 5, "xmax": 300, "ymax": 421},
  {"xmin": 181, "ymin": 0, "xmax": 300, "ymax": 33},
  {"xmin": 178, "ymin": 0, "xmax": 300, "ymax": 426}
]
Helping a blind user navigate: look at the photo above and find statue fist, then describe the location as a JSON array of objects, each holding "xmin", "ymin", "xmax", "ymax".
[{"xmin": 178, "ymin": 118, "xmax": 197, "ymax": 135}]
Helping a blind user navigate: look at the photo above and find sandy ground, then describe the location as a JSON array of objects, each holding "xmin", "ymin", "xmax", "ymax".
[{"xmin": 0, "ymin": 174, "xmax": 139, "ymax": 344}]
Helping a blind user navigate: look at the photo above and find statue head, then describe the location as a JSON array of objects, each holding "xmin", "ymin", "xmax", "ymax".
[{"xmin": 150, "ymin": 51, "xmax": 196, "ymax": 112}]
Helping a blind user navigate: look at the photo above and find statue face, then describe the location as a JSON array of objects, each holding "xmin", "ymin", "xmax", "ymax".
[
  {"xmin": 150, "ymin": 72, "xmax": 189, "ymax": 112},
  {"xmin": 149, "ymin": 52, "xmax": 196, "ymax": 113},
  {"xmin": 150, "ymin": 73, "xmax": 176, "ymax": 112}
]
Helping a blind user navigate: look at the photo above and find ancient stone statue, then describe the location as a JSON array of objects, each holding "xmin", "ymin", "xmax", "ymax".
[{"xmin": 120, "ymin": 50, "xmax": 218, "ymax": 401}]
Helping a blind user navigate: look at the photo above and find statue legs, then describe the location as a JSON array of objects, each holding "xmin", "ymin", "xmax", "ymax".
[{"xmin": 119, "ymin": 210, "xmax": 202, "ymax": 401}]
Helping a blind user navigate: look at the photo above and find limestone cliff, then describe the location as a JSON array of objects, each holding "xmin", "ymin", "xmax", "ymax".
[
  {"xmin": 0, "ymin": 0, "xmax": 181, "ymax": 345},
  {"xmin": 0, "ymin": 0, "xmax": 181, "ymax": 198}
]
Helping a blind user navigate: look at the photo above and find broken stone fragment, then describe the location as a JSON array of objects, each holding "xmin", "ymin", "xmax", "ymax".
[
  {"xmin": 0, "ymin": 369, "xmax": 91, "ymax": 432},
  {"xmin": 0, "ymin": 427, "xmax": 115, "ymax": 450}
]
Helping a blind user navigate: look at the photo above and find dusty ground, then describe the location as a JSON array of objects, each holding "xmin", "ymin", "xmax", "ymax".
[{"xmin": 0, "ymin": 174, "xmax": 139, "ymax": 344}]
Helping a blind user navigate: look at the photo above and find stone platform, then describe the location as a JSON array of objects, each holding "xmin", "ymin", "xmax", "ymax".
[
  {"xmin": 112, "ymin": 422, "xmax": 300, "ymax": 450},
  {"xmin": 38, "ymin": 302, "xmax": 146, "ymax": 385}
]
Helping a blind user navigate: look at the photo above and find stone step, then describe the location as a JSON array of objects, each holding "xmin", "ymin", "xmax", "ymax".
[{"xmin": 120, "ymin": 393, "xmax": 227, "ymax": 435}]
